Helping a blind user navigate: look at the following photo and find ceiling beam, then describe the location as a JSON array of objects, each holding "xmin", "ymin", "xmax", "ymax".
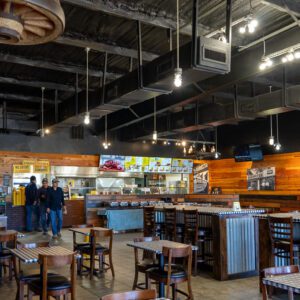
[
  {"xmin": 0, "ymin": 76, "xmax": 77, "ymax": 92},
  {"xmin": 0, "ymin": 53, "xmax": 122, "ymax": 79},
  {"xmin": 262, "ymin": 0, "xmax": 300, "ymax": 17},
  {"xmin": 62, "ymin": 0, "xmax": 210, "ymax": 35},
  {"xmin": 56, "ymin": 34, "xmax": 158, "ymax": 61},
  {"xmin": 0, "ymin": 93, "xmax": 60, "ymax": 104}
]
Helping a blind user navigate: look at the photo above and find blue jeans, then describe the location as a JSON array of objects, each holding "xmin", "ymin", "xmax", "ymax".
[
  {"xmin": 25, "ymin": 204, "xmax": 40, "ymax": 231},
  {"xmin": 39, "ymin": 203, "xmax": 50, "ymax": 233},
  {"xmin": 50, "ymin": 209, "xmax": 63, "ymax": 236}
]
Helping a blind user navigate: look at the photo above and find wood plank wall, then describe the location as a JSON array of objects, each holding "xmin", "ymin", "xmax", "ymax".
[{"xmin": 192, "ymin": 152, "xmax": 300, "ymax": 195}]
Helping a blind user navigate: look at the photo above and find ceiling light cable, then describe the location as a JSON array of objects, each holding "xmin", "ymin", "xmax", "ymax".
[
  {"xmin": 84, "ymin": 47, "xmax": 90, "ymax": 125},
  {"xmin": 174, "ymin": 0, "xmax": 182, "ymax": 87},
  {"xmin": 153, "ymin": 97, "xmax": 157, "ymax": 140},
  {"xmin": 41, "ymin": 86, "xmax": 45, "ymax": 137}
]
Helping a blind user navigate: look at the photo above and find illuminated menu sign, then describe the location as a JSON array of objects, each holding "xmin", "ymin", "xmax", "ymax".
[
  {"xmin": 99, "ymin": 155, "xmax": 125, "ymax": 172},
  {"xmin": 124, "ymin": 156, "xmax": 150, "ymax": 172},
  {"xmin": 171, "ymin": 159, "xmax": 193, "ymax": 174},
  {"xmin": 148, "ymin": 157, "xmax": 172, "ymax": 173}
]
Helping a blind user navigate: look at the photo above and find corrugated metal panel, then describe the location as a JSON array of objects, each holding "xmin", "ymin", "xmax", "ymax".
[{"xmin": 226, "ymin": 217, "xmax": 256, "ymax": 274}]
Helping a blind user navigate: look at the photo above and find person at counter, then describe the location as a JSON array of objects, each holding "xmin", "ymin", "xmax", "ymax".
[
  {"xmin": 25, "ymin": 175, "xmax": 38, "ymax": 232},
  {"xmin": 37, "ymin": 178, "xmax": 51, "ymax": 235},
  {"xmin": 46, "ymin": 178, "xmax": 67, "ymax": 240}
]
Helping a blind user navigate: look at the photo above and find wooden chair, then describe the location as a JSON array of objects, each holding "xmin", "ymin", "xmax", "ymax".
[
  {"xmin": 0, "ymin": 231, "xmax": 17, "ymax": 281},
  {"xmin": 71, "ymin": 224, "xmax": 94, "ymax": 251},
  {"xmin": 146, "ymin": 245, "xmax": 193, "ymax": 300},
  {"xmin": 262, "ymin": 265, "xmax": 299, "ymax": 300},
  {"xmin": 268, "ymin": 217, "xmax": 300, "ymax": 265},
  {"xmin": 28, "ymin": 253, "xmax": 76, "ymax": 300},
  {"xmin": 14, "ymin": 241, "xmax": 50, "ymax": 300},
  {"xmin": 101, "ymin": 289, "xmax": 156, "ymax": 300},
  {"xmin": 132, "ymin": 236, "xmax": 159, "ymax": 290},
  {"xmin": 143, "ymin": 207, "xmax": 156, "ymax": 237},
  {"xmin": 80, "ymin": 229, "xmax": 115, "ymax": 279}
]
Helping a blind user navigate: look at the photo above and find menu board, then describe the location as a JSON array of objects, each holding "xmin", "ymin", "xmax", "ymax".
[
  {"xmin": 148, "ymin": 157, "xmax": 172, "ymax": 173},
  {"xmin": 171, "ymin": 159, "xmax": 193, "ymax": 174},
  {"xmin": 99, "ymin": 155, "xmax": 125, "ymax": 172},
  {"xmin": 124, "ymin": 156, "xmax": 150, "ymax": 172}
]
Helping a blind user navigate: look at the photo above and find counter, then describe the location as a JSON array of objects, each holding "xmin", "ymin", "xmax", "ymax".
[{"xmin": 155, "ymin": 205, "xmax": 265, "ymax": 280}]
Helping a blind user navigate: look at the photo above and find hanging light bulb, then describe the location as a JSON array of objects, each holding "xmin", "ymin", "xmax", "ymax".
[
  {"xmin": 269, "ymin": 136, "xmax": 275, "ymax": 146},
  {"xmin": 202, "ymin": 144, "xmax": 206, "ymax": 152},
  {"xmin": 287, "ymin": 52, "xmax": 295, "ymax": 61},
  {"xmin": 45, "ymin": 128, "xmax": 50, "ymax": 135},
  {"xmin": 183, "ymin": 147, "xmax": 187, "ymax": 155},
  {"xmin": 174, "ymin": 68, "xmax": 183, "ymax": 87},
  {"xmin": 214, "ymin": 152, "xmax": 220, "ymax": 159},
  {"xmin": 153, "ymin": 130, "xmax": 158, "ymax": 141},
  {"xmin": 181, "ymin": 140, "xmax": 187, "ymax": 147},
  {"xmin": 239, "ymin": 26, "xmax": 246, "ymax": 34},
  {"xmin": 102, "ymin": 115, "xmax": 111, "ymax": 149},
  {"xmin": 295, "ymin": 51, "xmax": 300, "ymax": 59},
  {"xmin": 163, "ymin": 140, "xmax": 167, "ymax": 145},
  {"xmin": 210, "ymin": 145, "xmax": 216, "ymax": 153},
  {"xmin": 188, "ymin": 145, "xmax": 193, "ymax": 154},
  {"xmin": 274, "ymin": 114, "xmax": 282, "ymax": 151},
  {"xmin": 84, "ymin": 112, "xmax": 90, "ymax": 125},
  {"xmin": 275, "ymin": 143, "xmax": 281, "ymax": 151}
]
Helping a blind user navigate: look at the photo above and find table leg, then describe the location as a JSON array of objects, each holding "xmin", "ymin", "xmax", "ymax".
[
  {"xmin": 288, "ymin": 289, "xmax": 294, "ymax": 300},
  {"xmin": 158, "ymin": 254, "xmax": 165, "ymax": 298}
]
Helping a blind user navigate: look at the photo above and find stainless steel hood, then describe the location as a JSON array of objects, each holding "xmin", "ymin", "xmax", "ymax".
[{"xmin": 51, "ymin": 166, "xmax": 98, "ymax": 178}]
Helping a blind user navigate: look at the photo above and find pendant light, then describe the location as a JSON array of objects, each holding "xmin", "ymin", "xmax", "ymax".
[
  {"xmin": 214, "ymin": 127, "xmax": 220, "ymax": 159},
  {"xmin": 259, "ymin": 40, "xmax": 273, "ymax": 71},
  {"xmin": 275, "ymin": 114, "xmax": 281, "ymax": 151},
  {"xmin": 268, "ymin": 86, "xmax": 274, "ymax": 145},
  {"xmin": 84, "ymin": 47, "xmax": 90, "ymax": 125},
  {"xmin": 102, "ymin": 115, "xmax": 111, "ymax": 149},
  {"xmin": 38, "ymin": 87, "xmax": 49, "ymax": 137},
  {"xmin": 173, "ymin": 0, "xmax": 182, "ymax": 88},
  {"xmin": 152, "ymin": 97, "xmax": 157, "ymax": 141},
  {"xmin": 239, "ymin": 0, "xmax": 258, "ymax": 35}
]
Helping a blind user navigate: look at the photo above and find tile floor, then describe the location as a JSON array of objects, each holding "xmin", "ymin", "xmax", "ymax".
[{"xmin": 0, "ymin": 229, "xmax": 295, "ymax": 299}]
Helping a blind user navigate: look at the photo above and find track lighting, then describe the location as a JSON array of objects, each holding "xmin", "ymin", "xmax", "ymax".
[
  {"xmin": 174, "ymin": 68, "xmax": 183, "ymax": 87},
  {"xmin": 84, "ymin": 112, "xmax": 90, "ymax": 125}
]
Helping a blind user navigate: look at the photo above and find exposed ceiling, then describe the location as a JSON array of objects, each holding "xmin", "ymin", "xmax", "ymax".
[{"xmin": 0, "ymin": 0, "xmax": 299, "ymax": 147}]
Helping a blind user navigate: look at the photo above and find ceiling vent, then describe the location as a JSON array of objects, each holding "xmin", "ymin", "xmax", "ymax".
[{"xmin": 0, "ymin": 0, "xmax": 65, "ymax": 45}]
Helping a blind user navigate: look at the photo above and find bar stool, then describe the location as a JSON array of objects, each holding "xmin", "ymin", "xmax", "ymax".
[
  {"xmin": 143, "ymin": 206, "xmax": 156, "ymax": 237},
  {"xmin": 0, "ymin": 230, "xmax": 17, "ymax": 282},
  {"xmin": 268, "ymin": 216, "xmax": 300, "ymax": 265},
  {"xmin": 80, "ymin": 229, "xmax": 115, "ymax": 279},
  {"xmin": 163, "ymin": 208, "xmax": 177, "ymax": 241},
  {"xmin": 132, "ymin": 236, "xmax": 160, "ymax": 290},
  {"xmin": 28, "ymin": 253, "xmax": 76, "ymax": 300},
  {"xmin": 146, "ymin": 246, "xmax": 193, "ymax": 300}
]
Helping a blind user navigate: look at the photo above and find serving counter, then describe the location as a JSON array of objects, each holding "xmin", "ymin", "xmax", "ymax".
[{"xmin": 155, "ymin": 205, "xmax": 265, "ymax": 280}]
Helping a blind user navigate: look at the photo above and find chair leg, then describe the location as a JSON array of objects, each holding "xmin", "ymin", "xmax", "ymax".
[
  {"xmin": 193, "ymin": 251, "xmax": 198, "ymax": 276},
  {"xmin": 28, "ymin": 289, "xmax": 33, "ymax": 300},
  {"xmin": 146, "ymin": 274, "xmax": 151, "ymax": 290},
  {"xmin": 187, "ymin": 277, "xmax": 194, "ymax": 300},
  {"xmin": 90, "ymin": 254, "xmax": 94, "ymax": 279},
  {"xmin": 132, "ymin": 267, "xmax": 139, "ymax": 290},
  {"xmin": 109, "ymin": 252, "xmax": 115, "ymax": 277},
  {"xmin": 172, "ymin": 284, "xmax": 177, "ymax": 300},
  {"xmin": 9, "ymin": 259, "xmax": 13, "ymax": 281},
  {"xmin": 288, "ymin": 289, "xmax": 294, "ymax": 300}
]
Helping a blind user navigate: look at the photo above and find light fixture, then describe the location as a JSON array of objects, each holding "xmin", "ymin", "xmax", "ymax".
[
  {"xmin": 274, "ymin": 114, "xmax": 281, "ymax": 151},
  {"xmin": 295, "ymin": 51, "xmax": 300, "ymax": 59},
  {"xmin": 163, "ymin": 140, "xmax": 167, "ymax": 145},
  {"xmin": 0, "ymin": 0, "xmax": 65, "ymax": 45},
  {"xmin": 188, "ymin": 145, "xmax": 193, "ymax": 154},
  {"xmin": 181, "ymin": 140, "xmax": 187, "ymax": 147},
  {"xmin": 84, "ymin": 47, "xmax": 90, "ymax": 125},
  {"xmin": 287, "ymin": 52, "xmax": 295, "ymax": 61},
  {"xmin": 259, "ymin": 41, "xmax": 273, "ymax": 71},
  {"xmin": 152, "ymin": 97, "xmax": 158, "ymax": 140},
  {"xmin": 173, "ymin": 0, "xmax": 182, "ymax": 88},
  {"xmin": 214, "ymin": 152, "xmax": 220, "ymax": 159},
  {"xmin": 282, "ymin": 57, "xmax": 288, "ymax": 63},
  {"xmin": 268, "ymin": 87, "xmax": 274, "ymax": 146},
  {"xmin": 214, "ymin": 127, "xmax": 221, "ymax": 159},
  {"xmin": 183, "ymin": 147, "xmax": 187, "ymax": 155},
  {"xmin": 218, "ymin": 31, "xmax": 227, "ymax": 43},
  {"xmin": 202, "ymin": 144, "xmax": 207, "ymax": 152},
  {"xmin": 152, "ymin": 140, "xmax": 156, "ymax": 145},
  {"xmin": 142, "ymin": 140, "xmax": 146, "ymax": 144},
  {"xmin": 238, "ymin": 0, "xmax": 258, "ymax": 35},
  {"xmin": 102, "ymin": 115, "xmax": 111, "ymax": 149},
  {"xmin": 210, "ymin": 145, "xmax": 216, "ymax": 153},
  {"xmin": 39, "ymin": 87, "xmax": 45, "ymax": 138},
  {"xmin": 45, "ymin": 128, "xmax": 50, "ymax": 135}
]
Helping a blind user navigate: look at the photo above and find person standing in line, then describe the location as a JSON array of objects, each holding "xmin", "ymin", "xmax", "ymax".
[
  {"xmin": 37, "ymin": 178, "xmax": 51, "ymax": 235},
  {"xmin": 25, "ymin": 175, "xmax": 38, "ymax": 232},
  {"xmin": 46, "ymin": 178, "xmax": 67, "ymax": 240}
]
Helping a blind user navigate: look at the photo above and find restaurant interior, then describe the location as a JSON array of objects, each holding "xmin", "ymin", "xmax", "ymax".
[{"xmin": 1, "ymin": 0, "xmax": 300, "ymax": 299}]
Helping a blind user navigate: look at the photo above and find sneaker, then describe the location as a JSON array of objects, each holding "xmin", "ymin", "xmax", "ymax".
[
  {"xmin": 57, "ymin": 232, "xmax": 62, "ymax": 238},
  {"xmin": 52, "ymin": 235, "xmax": 58, "ymax": 240}
]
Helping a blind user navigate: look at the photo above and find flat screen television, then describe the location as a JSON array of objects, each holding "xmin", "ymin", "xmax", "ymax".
[{"xmin": 234, "ymin": 144, "xmax": 263, "ymax": 162}]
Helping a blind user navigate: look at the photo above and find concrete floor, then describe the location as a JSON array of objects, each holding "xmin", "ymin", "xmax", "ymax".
[{"xmin": 0, "ymin": 229, "xmax": 290, "ymax": 300}]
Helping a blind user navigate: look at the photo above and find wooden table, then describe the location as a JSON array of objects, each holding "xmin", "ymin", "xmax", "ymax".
[
  {"xmin": 11, "ymin": 246, "xmax": 75, "ymax": 264},
  {"xmin": 69, "ymin": 227, "xmax": 109, "ymax": 236},
  {"xmin": 127, "ymin": 240, "xmax": 197, "ymax": 298},
  {"xmin": 263, "ymin": 273, "xmax": 300, "ymax": 300}
]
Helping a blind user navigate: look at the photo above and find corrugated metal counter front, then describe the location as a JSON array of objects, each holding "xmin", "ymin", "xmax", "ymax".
[{"xmin": 155, "ymin": 205, "xmax": 265, "ymax": 280}]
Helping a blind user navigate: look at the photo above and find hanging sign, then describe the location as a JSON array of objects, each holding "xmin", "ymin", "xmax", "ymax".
[
  {"xmin": 22, "ymin": 159, "xmax": 36, "ymax": 166},
  {"xmin": 37, "ymin": 160, "xmax": 50, "ymax": 166},
  {"xmin": 13, "ymin": 164, "xmax": 31, "ymax": 174},
  {"xmin": 33, "ymin": 163, "xmax": 50, "ymax": 174}
]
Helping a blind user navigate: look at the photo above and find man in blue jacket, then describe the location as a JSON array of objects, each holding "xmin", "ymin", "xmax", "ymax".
[
  {"xmin": 46, "ymin": 178, "xmax": 67, "ymax": 240},
  {"xmin": 25, "ymin": 175, "xmax": 38, "ymax": 232}
]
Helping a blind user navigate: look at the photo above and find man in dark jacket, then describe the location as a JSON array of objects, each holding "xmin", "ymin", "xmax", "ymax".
[
  {"xmin": 25, "ymin": 175, "xmax": 38, "ymax": 232},
  {"xmin": 46, "ymin": 178, "xmax": 67, "ymax": 240},
  {"xmin": 37, "ymin": 178, "xmax": 51, "ymax": 235}
]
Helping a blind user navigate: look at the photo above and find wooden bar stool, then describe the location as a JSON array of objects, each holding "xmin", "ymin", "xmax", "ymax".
[
  {"xmin": 143, "ymin": 207, "xmax": 156, "ymax": 237},
  {"xmin": 101, "ymin": 289, "xmax": 156, "ymax": 300},
  {"xmin": 132, "ymin": 236, "xmax": 160, "ymax": 290},
  {"xmin": 0, "ymin": 230, "xmax": 17, "ymax": 282},
  {"xmin": 80, "ymin": 229, "xmax": 115, "ymax": 279},
  {"xmin": 268, "ymin": 217, "xmax": 300, "ymax": 265},
  {"xmin": 164, "ymin": 208, "xmax": 177, "ymax": 241},
  {"xmin": 146, "ymin": 245, "xmax": 193, "ymax": 300},
  {"xmin": 262, "ymin": 265, "xmax": 299, "ymax": 300},
  {"xmin": 27, "ymin": 252, "xmax": 76, "ymax": 300}
]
